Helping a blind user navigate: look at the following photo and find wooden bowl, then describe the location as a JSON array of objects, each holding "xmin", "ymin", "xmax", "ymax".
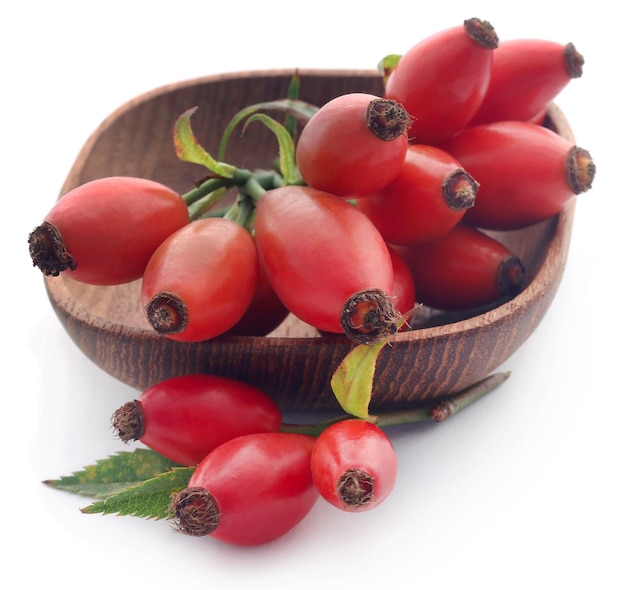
[{"xmin": 42, "ymin": 69, "xmax": 576, "ymax": 412}]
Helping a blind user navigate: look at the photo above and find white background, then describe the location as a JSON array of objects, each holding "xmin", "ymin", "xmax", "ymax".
[{"xmin": 3, "ymin": 1, "xmax": 624, "ymax": 588}]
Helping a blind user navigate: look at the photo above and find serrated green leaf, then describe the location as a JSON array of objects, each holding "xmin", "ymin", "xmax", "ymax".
[
  {"xmin": 330, "ymin": 340, "xmax": 387, "ymax": 419},
  {"xmin": 218, "ymin": 99, "xmax": 319, "ymax": 161},
  {"xmin": 242, "ymin": 113, "xmax": 302, "ymax": 185},
  {"xmin": 174, "ymin": 107, "xmax": 237, "ymax": 177},
  {"xmin": 81, "ymin": 467, "xmax": 194, "ymax": 520},
  {"xmin": 43, "ymin": 449, "xmax": 182, "ymax": 498}
]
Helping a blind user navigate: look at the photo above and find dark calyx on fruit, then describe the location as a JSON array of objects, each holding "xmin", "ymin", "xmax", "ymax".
[
  {"xmin": 366, "ymin": 99, "xmax": 412, "ymax": 141},
  {"xmin": 28, "ymin": 221, "xmax": 77, "ymax": 276},
  {"xmin": 111, "ymin": 400, "xmax": 144, "ymax": 442},
  {"xmin": 463, "ymin": 17, "xmax": 499, "ymax": 49},
  {"xmin": 340, "ymin": 288, "xmax": 403, "ymax": 345},
  {"xmin": 169, "ymin": 487, "xmax": 221, "ymax": 536},
  {"xmin": 145, "ymin": 292, "xmax": 189, "ymax": 334}
]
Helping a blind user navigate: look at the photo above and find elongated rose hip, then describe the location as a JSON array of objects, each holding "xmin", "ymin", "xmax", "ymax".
[
  {"xmin": 357, "ymin": 143, "xmax": 478, "ymax": 245},
  {"xmin": 442, "ymin": 120, "xmax": 595, "ymax": 229},
  {"xmin": 384, "ymin": 17, "xmax": 498, "ymax": 145},
  {"xmin": 395, "ymin": 224, "xmax": 526, "ymax": 311},
  {"xmin": 28, "ymin": 176, "xmax": 189, "ymax": 285},
  {"xmin": 469, "ymin": 39, "xmax": 584, "ymax": 126},
  {"xmin": 295, "ymin": 93, "xmax": 411, "ymax": 197},
  {"xmin": 141, "ymin": 217, "xmax": 258, "ymax": 342},
  {"xmin": 111, "ymin": 374, "xmax": 282, "ymax": 466},
  {"xmin": 169, "ymin": 433, "xmax": 318, "ymax": 545},
  {"xmin": 255, "ymin": 185, "xmax": 397, "ymax": 336}
]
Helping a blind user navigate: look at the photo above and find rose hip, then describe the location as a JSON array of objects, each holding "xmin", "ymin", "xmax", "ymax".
[
  {"xmin": 295, "ymin": 93, "xmax": 411, "ymax": 197},
  {"xmin": 469, "ymin": 39, "xmax": 584, "ymax": 126},
  {"xmin": 169, "ymin": 433, "xmax": 318, "ymax": 545},
  {"xmin": 28, "ymin": 176, "xmax": 189, "ymax": 285},
  {"xmin": 141, "ymin": 217, "xmax": 258, "ymax": 342},
  {"xmin": 384, "ymin": 17, "xmax": 498, "ymax": 145},
  {"xmin": 395, "ymin": 224, "xmax": 526, "ymax": 311},
  {"xmin": 357, "ymin": 144, "xmax": 478, "ymax": 245},
  {"xmin": 442, "ymin": 120, "xmax": 595, "ymax": 229},
  {"xmin": 311, "ymin": 419, "xmax": 398, "ymax": 512},
  {"xmin": 111, "ymin": 374, "xmax": 282, "ymax": 466}
]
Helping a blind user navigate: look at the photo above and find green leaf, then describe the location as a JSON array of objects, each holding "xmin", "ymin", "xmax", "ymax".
[
  {"xmin": 330, "ymin": 340, "xmax": 387, "ymax": 419},
  {"xmin": 173, "ymin": 107, "xmax": 237, "ymax": 178},
  {"xmin": 218, "ymin": 98, "xmax": 319, "ymax": 161},
  {"xmin": 377, "ymin": 54, "xmax": 402, "ymax": 85},
  {"xmin": 284, "ymin": 73, "xmax": 301, "ymax": 138},
  {"xmin": 43, "ymin": 449, "xmax": 183, "ymax": 498},
  {"xmin": 242, "ymin": 113, "xmax": 302, "ymax": 185},
  {"xmin": 81, "ymin": 467, "xmax": 194, "ymax": 520}
]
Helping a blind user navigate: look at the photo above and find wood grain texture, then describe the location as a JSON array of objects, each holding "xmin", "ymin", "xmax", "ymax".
[{"xmin": 41, "ymin": 69, "xmax": 576, "ymax": 412}]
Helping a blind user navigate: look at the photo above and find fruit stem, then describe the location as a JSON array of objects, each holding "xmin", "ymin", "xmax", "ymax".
[
  {"xmin": 181, "ymin": 176, "xmax": 232, "ymax": 206},
  {"xmin": 280, "ymin": 371, "xmax": 510, "ymax": 436}
]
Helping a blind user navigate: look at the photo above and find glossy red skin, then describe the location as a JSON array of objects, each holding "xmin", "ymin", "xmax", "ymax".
[
  {"xmin": 311, "ymin": 420, "xmax": 397, "ymax": 512},
  {"xmin": 469, "ymin": 39, "xmax": 578, "ymax": 126},
  {"xmin": 295, "ymin": 93, "xmax": 408, "ymax": 197},
  {"xmin": 225, "ymin": 255, "xmax": 289, "ymax": 336},
  {"xmin": 395, "ymin": 224, "xmax": 518, "ymax": 311},
  {"xmin": 388, "ymin": 245, "xmax": 415, "ymax": 324},
  {"xmin": 43, "ymin": 176, "xmax": 189, "ymax": 285},
  {"xmin": 141, "ymin": 217, "xmax": 258, "ymax": 342},
  {"xmin": 188, "ymin": 433, "xmax": 318, "ymax": 545},
  {"xmin": 384, "ymin": 23, "xmax": 494, "ymax": 145},
  {"xmin": 255, "ymin": 186, "xmax": 394, "ymax": 333},
  {"xmin": 357, "ymin": 144, "xmax": 472, "ymax": 246},
  {"xmin": 442, "ymin": 121, "xmax": 577, "ymax": 229},
  {"xmin": 136, "ymin": 374, "xmax": 282, "ymax": 466}
]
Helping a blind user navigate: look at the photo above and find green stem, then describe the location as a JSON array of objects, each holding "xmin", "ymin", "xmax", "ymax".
[
  {"xmin": 240, "ymin": 174, "xmax": 269, "ymax": 202},
  {"xmin": 181, "ymin": 177, "xmax": 232, "ymax": 206},
  {"xmin": 280, "ymin": 372, "xmax": 510, "ymax": 436},
  {"xmin": 187, "ymin": 188, "xmax": 228, "ymax": 221},
  {"xmin": 223, "ymin": 192, "xmax": 256, "ymax": 228}
]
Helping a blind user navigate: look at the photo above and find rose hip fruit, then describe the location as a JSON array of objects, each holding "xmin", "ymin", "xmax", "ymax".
[
  {"xmin": 384, "ymin": 17, "xmax": 499, "ymax": 145},
  {"xmin": 442, "ymin": 120, "xmax": 595, "ymax": 229},
  {"xmin": 295, "ymin": 93, "xmax": 411, "ymax": 197},
  {"xmin": 28, "ymin": 176, "xmax": 189, "ymax": 285},
  {"xmin": 395, "ymin": 224, "xmax": 526, "ymax": 311},
  {"xmin": 169, "ymin": 433, "xmax": 318, "ymax": 545},
  {"xmin": 311, "ymin": 419, "xmax": 398, "ymax": 512},
  {"xmin": 111, "ymin": 374, "xmax": 282, "ymax": 466}
]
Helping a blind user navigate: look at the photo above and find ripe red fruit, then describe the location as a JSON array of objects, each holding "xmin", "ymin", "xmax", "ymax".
[
  {"xmin": 169, "ymin": 433, "xmax": 318, "ymax": 545},
  {"xmin": 311, "ymin": 419, "xmax": 398, "ymax": 512},
  {"xmin": 141, "ymin": 217, "xmax": 258, "ymax": 342},
  {"xmin": 468, "ymin": 39, "xmax": 584, "ymax": 126},
  {"xmin": 225, "ymin": 255, "xmax": 289, "ymax": 336},
  {"xmin": 388, "ymin": 246, "xmax": 416, "ymax": 324},
  {"xmin": 357, "ymin": 144, "xmax": 478, "ymax": 245},
  {"xmin": 384, "ymin": 17, "xmax": 499, "ymax": 145},
  {"xmin": 111, "ymin": 374, "xmax": 282, "ymax": 466},
  {"xmin": 442, "ymin": 120, "xmax": 595, "ymax": 229},
  {"xmin": 28, "ymin": 176, "xmax": 189, "ymax": 285},
  {"xmin": 295, "ymin": 93, "xmax": 411, "ymax": 197},
  {"xmin": 254, "ymin": 185, "xmax": 396, "ymax": 336},
  {"xmin": 395, "ymin": 224, "xmax": 526, "ymax": 311}
]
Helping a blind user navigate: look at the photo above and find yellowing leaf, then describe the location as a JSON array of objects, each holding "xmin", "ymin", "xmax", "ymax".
[
  {"xmin": 173, "ymin": 107, "xmax": 237, "ymax": 178},
  {"xmin": 330, "ymin": 340, "xmax": 387, "ymax": 419}
]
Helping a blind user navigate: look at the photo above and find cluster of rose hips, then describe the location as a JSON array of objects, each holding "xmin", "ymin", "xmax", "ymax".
[
  {"xmin": 111, "ymin": 373, "xmax": 397, "ymax": 545},
  {"xmin": 30, "ymin": 17, "xmax": 596, "ymax": 546}
]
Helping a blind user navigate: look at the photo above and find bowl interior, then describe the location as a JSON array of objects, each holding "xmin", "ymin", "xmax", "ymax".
[{"xmin": 43, "ymin": 69, "xmax": 575, "ymax": 411}]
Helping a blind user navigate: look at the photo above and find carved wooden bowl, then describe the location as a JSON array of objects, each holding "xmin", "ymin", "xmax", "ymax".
[{"xmin": 41, "ymin": 69, "xmax": 576, "ymax": 412}]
